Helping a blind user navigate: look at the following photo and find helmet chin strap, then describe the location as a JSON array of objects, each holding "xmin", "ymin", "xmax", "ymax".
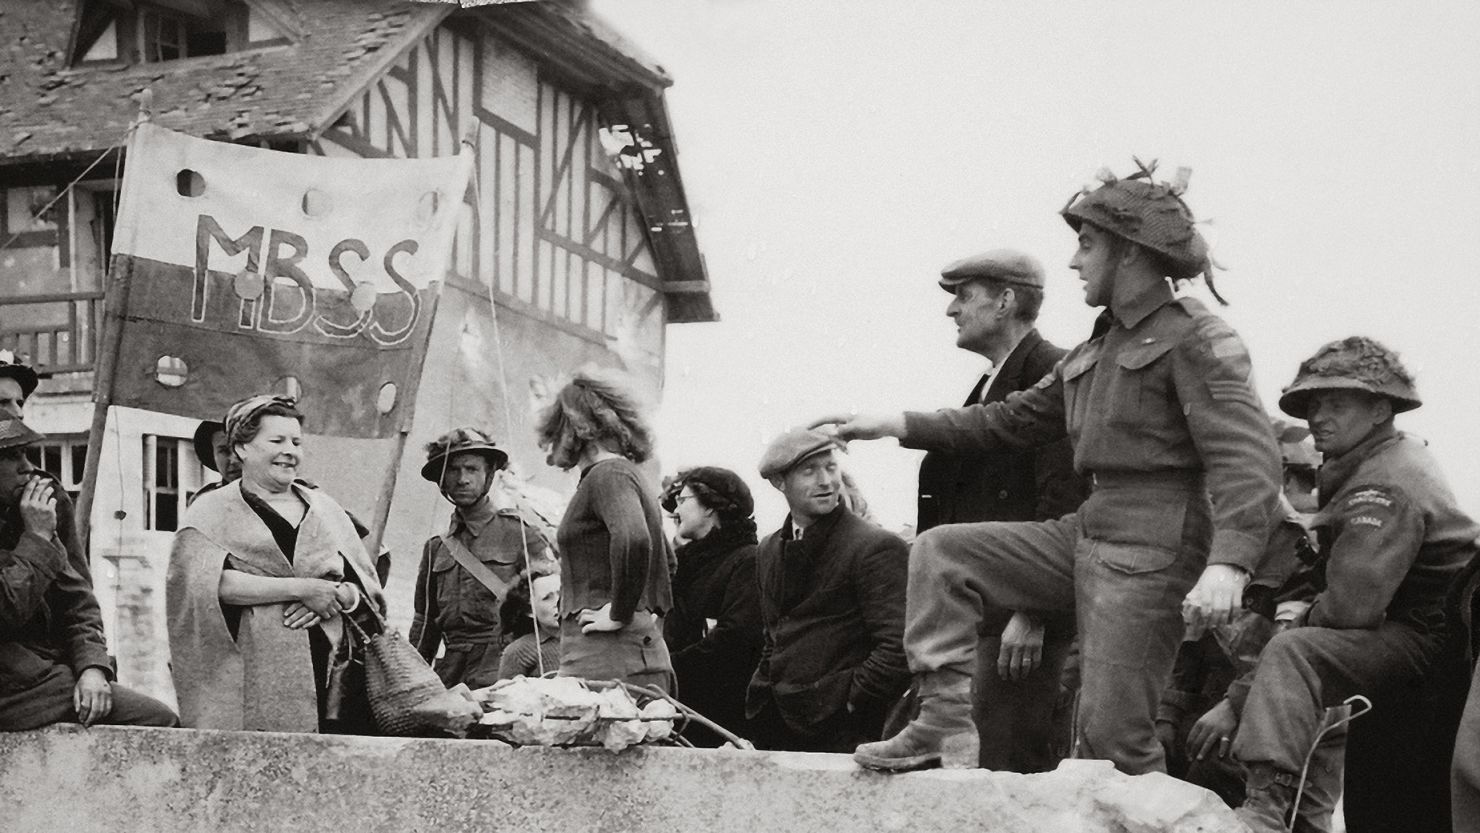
[
  {"xmin": 1201, "ymin": 263, "xmax": 1230, "ymax": 306},
  {"xmin": 442, "ymin": 474, "xmax": 494, "ymax": 507}
]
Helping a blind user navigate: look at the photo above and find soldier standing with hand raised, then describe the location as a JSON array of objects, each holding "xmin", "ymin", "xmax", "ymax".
[{"xmin": 818, "ymin": 161, "xmax": 1281, "ymax": 775}]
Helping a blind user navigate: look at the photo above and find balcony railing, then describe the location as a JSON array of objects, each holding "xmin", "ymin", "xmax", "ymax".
[{"xmin": 0, "ymin": 291, "xmax": 105, "ymax": 374}]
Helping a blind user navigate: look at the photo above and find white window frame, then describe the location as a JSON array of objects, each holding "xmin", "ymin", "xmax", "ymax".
[
  {"xmin": 142, "ymin": 434, "xmax": 204, "ymax": 532},
  {"xmin": 32, "ymin": 436, "xmax": 87, "ymax": 503}
]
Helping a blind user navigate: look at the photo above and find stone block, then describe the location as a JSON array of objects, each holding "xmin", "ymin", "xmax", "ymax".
[{"xmin": 0, "ymin": 726, "xmax": 1249, "ymax": 833}]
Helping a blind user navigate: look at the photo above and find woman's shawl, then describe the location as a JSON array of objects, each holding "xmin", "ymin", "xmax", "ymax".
[{"xmin": 165, "ymin": 482, "xmax": 385, "ymax": 731}]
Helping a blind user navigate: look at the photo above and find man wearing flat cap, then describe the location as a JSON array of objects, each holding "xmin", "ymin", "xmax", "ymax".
[
  {"xmin": 410, "ymin": 427, "xmax": 553, "ymax": 689},
  {"xmin": 1232, "ymin": 337, "xmax": 1478, "ymax": 832},
  {"xmin": 821, "ymin": 161, "xmax": 1281, "ymax": 775},
  {"xmin": 745, "ymin": 428, "xmax": 910, "ymax": 752},
  {"xmin": 923, "ymin": 248, "xmax": 1086, "ymax": 772},
  {"xmin": 0, "ymin": 417, "xmax": 177, "ymax": 730}
]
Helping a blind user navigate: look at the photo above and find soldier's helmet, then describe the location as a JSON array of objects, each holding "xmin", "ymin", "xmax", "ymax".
[
  {"xmin": 0, "ymin": 418, "xmax": 44, "ymax": 453},
  {"xmin": 421, "ymin": 427, "xmax": 509, "ymax": 482},
  {"xmin": 1278, "ymin": 336, "xmax": 1421, "ymax": 419},
  {"xmin": 1062, "ymin": 160, "xmax": 1216, "ymax": 293}
]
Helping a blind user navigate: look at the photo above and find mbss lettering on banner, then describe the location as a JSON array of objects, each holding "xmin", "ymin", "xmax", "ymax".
[
  {"xmin": 104, "ymin": 122, "xmax": 472, "ymax": 438},
  {"xmin": 77, "ymin": 121, "xmax": 473, "ymax": 545}
]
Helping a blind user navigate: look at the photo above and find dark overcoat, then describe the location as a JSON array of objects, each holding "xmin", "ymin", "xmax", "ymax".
[
  {"xmin": 916, "ymin": 328, "xmax": 1084, "ymax": 532},
  {"xmin": 664, "ymin": 527, "xmax": 763, "ymax": 740},
  {"xmin": 746, "ymin": 506, "xmax": 908, "ymax": 736}
]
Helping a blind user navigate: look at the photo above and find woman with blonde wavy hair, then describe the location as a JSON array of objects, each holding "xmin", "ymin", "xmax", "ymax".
[{"xmin": 535, "ymin": 369, "xmax": 675, "ymax": 693}]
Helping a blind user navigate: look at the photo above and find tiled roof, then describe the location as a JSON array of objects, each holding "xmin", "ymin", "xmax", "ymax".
[{"xmin": 0, "ymin": 0, "xmax": 448, "ymax": 164}]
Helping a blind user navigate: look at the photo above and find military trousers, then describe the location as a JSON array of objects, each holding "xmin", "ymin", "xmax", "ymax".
[
  {"xmin": 905, "ymin": 480, "xmax": 1211, "ymax": 775},
  {"xmin": 1233, "ymin": 623, "xmax": 1437, "ymax": 775},
  {"xmin": 0, "ymin": 664, "xmax": 179, "ymax": 731},
  {"xmin": 1179, "ymin": 707, "xmax": 1347, "ymax": 833}
]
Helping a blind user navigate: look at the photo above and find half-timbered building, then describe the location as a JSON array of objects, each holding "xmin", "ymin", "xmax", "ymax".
[{"xmin": 0, "ymin": 0, "xmax": 712, "ymax": 703}]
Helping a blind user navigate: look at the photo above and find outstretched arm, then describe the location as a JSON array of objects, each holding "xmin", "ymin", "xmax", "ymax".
[{"xmin": 812, "ymin": 361, "xmax": 1069, "ymax": 454}]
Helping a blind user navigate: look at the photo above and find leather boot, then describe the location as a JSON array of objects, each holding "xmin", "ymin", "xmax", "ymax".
[
  {"xmin": 1235, "ymin": 762, "xmax": 1298, "ymax": 833},
  {"xmin": 854, "ymin": 670, "xmax": 977, "ymax": 772}
]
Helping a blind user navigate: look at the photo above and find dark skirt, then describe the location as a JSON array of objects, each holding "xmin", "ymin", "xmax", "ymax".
[{"xmin": 557, "ymin": 613, "xmax": 674, "ymax": 694}]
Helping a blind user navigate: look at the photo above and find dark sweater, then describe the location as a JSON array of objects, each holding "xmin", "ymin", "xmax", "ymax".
[{"xmin": 556, "ymin": 457, "xmax": 673, "ymax": 623}]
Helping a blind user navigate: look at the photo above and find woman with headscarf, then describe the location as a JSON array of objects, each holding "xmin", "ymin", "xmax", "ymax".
[
  {"xmin": 661, "ymin": 467, "xmax": 763, "ymax": 743},
  {"xmin": 535, "ymin": 369, "xmax": 674, "ymax": 693},
  {"xmin": 166, "ymin": 394, "xmax": 386, "ymax": 733}
]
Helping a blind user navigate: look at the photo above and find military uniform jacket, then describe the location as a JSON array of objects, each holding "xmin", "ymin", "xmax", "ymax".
[
  {"xmin": 1304, "ymin": 430, "xmax": 1479, "ymax": 634},
  {"xmin": 903, "ymin": 281, "xmax": 1280, "ymax": 571},
  {"xmin": 917, "ymin": 328, "xmax": 1086, "ymax": 531},
  {"xmin": 0, "ymin": 493, "xmax": 111, "ymax": 730},
  {"xmin": 410, "ymin": 499, "xmax": 552, "ymax": 659}
]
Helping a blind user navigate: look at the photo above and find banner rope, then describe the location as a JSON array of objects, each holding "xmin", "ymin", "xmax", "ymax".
[
  {"xmin": 413, "ymin": 129, "xmax": 550, "ymax": 679},
  {"xmin": 0, "ymin": 133, "xmax": 131, "ymax": 255},
  {"xmin": 466, "ymin": 127, "xmax": 553, "ymax": 677}
]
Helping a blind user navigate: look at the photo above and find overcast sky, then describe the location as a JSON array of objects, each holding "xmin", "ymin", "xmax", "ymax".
[{"xmin": 591, "ymin": 0, "xmax": 1480, "ymax": 534}]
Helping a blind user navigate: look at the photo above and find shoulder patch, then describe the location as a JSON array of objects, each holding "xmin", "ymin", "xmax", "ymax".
[
  {"xmin": 1180, "ymin": 314, "xmax": 1252, "ymax": 384},
  {"xmin": 1338, "ymin": 484, "xmax": 1405, "ymax": 532},
  {"xmin": 1210, "ymin": 336, "xmax": 1246, "ymax": 359},
  {"xmin": 1345, "ymin": 487, "xmax": 1397, "ymax": 509}
]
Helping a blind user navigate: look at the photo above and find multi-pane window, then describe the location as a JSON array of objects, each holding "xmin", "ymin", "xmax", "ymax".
[
  {"xmin": 32, "ymin": 437, "xmax": 87, "ymax": 504},
  {"xmin": 143, "ymin": 435, "xmax": 203, "ymax": 532},
  {"xmin": 139, "ymin": 7, "xmax": 228, "ymax": 64}
]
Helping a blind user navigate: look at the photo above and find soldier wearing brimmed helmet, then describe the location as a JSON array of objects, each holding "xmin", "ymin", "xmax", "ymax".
[
  {"xmin": 1060, "ymin": 163, "xmax": 1227, "ymax": 305},
  {"xmin": 0, "ymin": 417, "xmax": 178, "ymax": 730},
  {"xmin": 1230, "ymin": 336, "xmax": 1479, "ymax": 832},
  {"xmin": 409, "ymin": 428, "xmax": 553, "ymax": 689},
  {"xmin": 818, "ymin": 160, "xmax": 1281, "ymax": 776}
]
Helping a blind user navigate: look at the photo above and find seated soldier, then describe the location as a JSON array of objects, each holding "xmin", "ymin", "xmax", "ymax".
[
  {"xmin": 1159, "ymin": 424, "xmax": 1346, "ymax": 832},
  {"xmin": 0, "ymin": 418, "xmax": 178, "ymax": 730},
  {"xmin": 1233, "ymin": 337, "xmax": 1480, "ymax": 832}
]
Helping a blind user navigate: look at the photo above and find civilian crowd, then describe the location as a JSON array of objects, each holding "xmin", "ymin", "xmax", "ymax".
[{"xmin": 0, "ymin": 161, "xmax": 1477, "ymax": 833}]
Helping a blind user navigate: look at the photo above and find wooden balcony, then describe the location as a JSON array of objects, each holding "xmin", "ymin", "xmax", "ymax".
[{"xmin": 0, "ymin": 291, "xmax": 105, "ymax": 375}]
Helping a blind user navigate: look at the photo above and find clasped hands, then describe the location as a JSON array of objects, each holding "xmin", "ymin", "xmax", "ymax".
[{"xmin": 283, "ymin": 579, "xmax": 361, "ymax": 630}]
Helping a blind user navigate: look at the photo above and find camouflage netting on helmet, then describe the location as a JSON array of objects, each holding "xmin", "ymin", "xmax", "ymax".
[
  {"xmin": 421, "ymin": 426, "xmax": 509, "ymax": 482},
  {"xmin": 1061, "ymin": 158, "xmax": 1224, "ymax": 302},
  {"xmin": 1278, "ymin": 336, "xmax": 1421, "ymax": 418}
]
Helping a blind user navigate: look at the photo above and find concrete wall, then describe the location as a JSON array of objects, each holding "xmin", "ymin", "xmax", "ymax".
[{"xmin": 0, "ymin": 726, "xmax": 1244, "ymax": 833}]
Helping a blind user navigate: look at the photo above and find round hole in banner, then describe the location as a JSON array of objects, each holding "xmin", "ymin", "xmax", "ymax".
[
  {"xmin": 415, "ymin": 191, "xmax": 440, "ymax": 229},
  {"xmin": 349, "ymin": 282, "xmax": 378, "ymax": 313},
  {"xmin": 175, "ymin": 170, "xmax": 205, "ymax": 198},
  {"xmin": 154, "ymin": 356, "xmax": 189, "ymax": 388},
  {"xmin": 301, "ymin": 188, "xmax": 332, "ymax": 218},
  {"xmin": 233, "ymin": 269, "xmax": 265, "ymax": 300},
  {"xmin": 376, "ymin": 382, "xmax": 397, "ymax": 415},
  {"xmin": 274, "ymin": 376, "xmax": 303, "ymax": 401}
]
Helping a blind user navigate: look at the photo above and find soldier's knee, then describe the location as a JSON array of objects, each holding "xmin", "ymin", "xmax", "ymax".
[{"xmin": 909, "ymin": 526, "xmax": 952, "ymax": 566}]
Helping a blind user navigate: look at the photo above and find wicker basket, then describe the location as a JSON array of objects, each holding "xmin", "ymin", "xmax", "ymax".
[{"xmin": 344, "ymin": 604, "xmax": 448, "ymax": 736}]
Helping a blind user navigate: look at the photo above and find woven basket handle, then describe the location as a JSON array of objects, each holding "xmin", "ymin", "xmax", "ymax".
[{"xmin": 341, "ymin": 593, "xmax": 388, "ymax": 641}]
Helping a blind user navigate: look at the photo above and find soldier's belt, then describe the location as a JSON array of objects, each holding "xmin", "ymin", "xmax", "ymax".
[{"xmin": 1088, "ymin": 470, "xmax": 1204, "ymax": 491}]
